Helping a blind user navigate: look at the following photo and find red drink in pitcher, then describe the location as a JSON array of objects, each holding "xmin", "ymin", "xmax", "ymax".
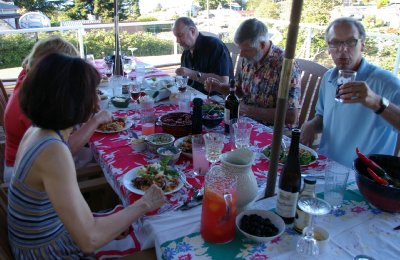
[{"xmin": 200, "ymin": 186, "xmax": 237, "ymax": 243}]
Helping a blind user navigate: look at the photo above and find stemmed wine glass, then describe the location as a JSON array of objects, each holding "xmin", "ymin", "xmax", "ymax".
[
  {"xmin": 176, "ymin": 76, "xmax": 188, "ymax": 93},
  {"xmin": 203, "ymin": 133, "xmax": 225, "ymax": 166},
  {"xmin": 130, "ymin": 82, "xmax": 141, "ymax": 110},
  {"xmin": 103, "ymin": 62, "xmax": 113, "ymax": 81},
  {"xmin": 296, "ymin": 197, "xmax": 331, "ymax": 256},
  {"xmin": 123, "ymin": 58, "xmax": 133, "ymax": 79}
]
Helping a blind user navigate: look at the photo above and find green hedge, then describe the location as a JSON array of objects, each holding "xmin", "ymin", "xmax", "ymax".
[{"xmin": 0, "ymin": 30, "xmax": 174, "ymax": 69}]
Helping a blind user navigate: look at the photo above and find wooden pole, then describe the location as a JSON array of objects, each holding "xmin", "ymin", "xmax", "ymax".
[
  {"xmin": 114, "ymin": 0, "xmax": 122, "ymax": 76},
  {"xmin": 264, "ymin": 0, "xmax": 304, "ymax": 198}
]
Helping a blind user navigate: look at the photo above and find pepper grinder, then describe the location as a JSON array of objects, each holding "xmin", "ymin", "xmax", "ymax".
[{"xmin": 192, "ymin": 98, "xmax": 203, "ymax": 135}]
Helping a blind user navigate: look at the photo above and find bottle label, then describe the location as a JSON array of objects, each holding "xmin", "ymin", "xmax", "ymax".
[
  {"xmin": 276, "ymin": 189, "xmax": 299, "ymax": 218},
  {"xmin": 224, "ymin": 108, "xmax": 230, "ymax": 123},
  {"xmin": 294, "ymin": 207, "xmax": 311, "ymax": 233}
]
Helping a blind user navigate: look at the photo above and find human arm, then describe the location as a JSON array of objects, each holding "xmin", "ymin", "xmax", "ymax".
[
  {"xmin": 339, "ymin": 81, "xmax": 400, "ymax": 131},
  {"xmin": 300, "ymin": 115, "xmax": 323, "ymax": 147},
  {"xmin": 68, "ymin": 110, "xmax": 112, "ymax": 154},
  {"xmin": 240, "ymin": 102, "xmax": 298, "ymax": 125},
  {"xmin": 175, "ymin": 67, "xmax": 229, "ymax": 85},
  {"xmin": 34, "ymin": 142, "xmax": 165, "ymax": 253}
]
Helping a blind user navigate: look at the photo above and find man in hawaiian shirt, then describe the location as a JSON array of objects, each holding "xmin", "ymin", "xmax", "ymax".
[{"xmin": 205, "ymin": 18, "xmax": 301, "ymax": 125}]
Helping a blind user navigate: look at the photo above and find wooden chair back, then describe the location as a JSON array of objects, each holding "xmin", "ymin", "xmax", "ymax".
[
  {"xmin": 225, "ymin": 43, "xmax": 242, "ymax": 77},
  {"xmin": 0, "ymin": 80, "xmax": 8, "ymax": 182},
  {"xmin": 296, "ymin": 59, "xmax": 328, "ymax": 128},
  {"xmin": 0, "ymin": 185, "xmax": 13, "ymax": 259},
  {"xmin": 0, "ymin": 80, "xmax": 8, "ymax": 127}
]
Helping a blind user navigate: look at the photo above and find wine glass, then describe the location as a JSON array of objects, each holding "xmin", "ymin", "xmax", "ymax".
[
  {"xmin": 123, "ymin": 58, "xmax": 133, "ymax": 79},
  {"xmin": 130, "ymin": 82, "xmax": 141, "ymax": 110},
  {"xmin": 103, "ymin": 62, "xmax": 113, "ymax": 80},
  {"xmin": 296, "ymin": 197, "xmax": 331, "ymax": 256},
  {"xmin": 203, "ymin": 133, "xmax": 225, "ymax": 166},
  {"xmin": 176, "ymin": 76, "xmax": 188, "ymax": 93}
]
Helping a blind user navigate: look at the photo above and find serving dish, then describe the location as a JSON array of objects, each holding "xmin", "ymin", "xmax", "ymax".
[
  {"xmin": 262, "ymin": 143, "xmax": 318, "ymax": 166},
  {"xmin": 174, "ymin": 135, "xmax": 192, "ymax": 158},
  {"xmin": 236, "ymin": 210, "xmax": 285, "ymax": 243},
  {"xmin": 111, "ymin": 96, "xmax": 131, "ymax": 108},
  {"xmin": 146, "ymin": 133, "xmax": 175, "ymax": 153},
  {"xmin": 159, "ymin": 112, "xmax": 192, "ymax": 138},
  {"xmin": 96, "ymin": 117, "xmax": 133, "ymax": 133},
  {"xmin": 122, "ymin": 165, "xmax": 183, "ymax": 195}
]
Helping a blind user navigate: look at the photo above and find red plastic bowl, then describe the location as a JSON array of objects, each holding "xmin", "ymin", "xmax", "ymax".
[{"xmin": 353, "ymin": 154, "xmax": 400, "ymax": 213}]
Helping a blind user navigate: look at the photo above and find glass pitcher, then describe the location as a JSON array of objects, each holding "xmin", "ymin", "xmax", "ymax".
[{"xmin": 200, "ymin": 166, "xmax": 237, "ymax": 244}]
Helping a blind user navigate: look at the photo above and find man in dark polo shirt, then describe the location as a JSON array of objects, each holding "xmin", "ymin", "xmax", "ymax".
[{"xmin": 172, "ymin": 17, "xmax": 234, "ymax": 94}]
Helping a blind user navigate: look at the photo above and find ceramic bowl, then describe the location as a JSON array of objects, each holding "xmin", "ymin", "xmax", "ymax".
[
  {"xmin": 159, "ymin": 112, "xmax": 192, "ymax": 138},
  {"xmin": 146, "ymin": 133, "xmax": 175, "ymax": 153},
  {"xmin": 353, "ymin": 154, "xmax": 400, "ymax": 213},
  {"xmin": 111, "ymin": 96, "xmax": 130, "ymax": 108},
  {"xmin": 236, "ymin": 209, "xmax": 285, "ymax": 243},
  {"xmin": 157, "ymin": 146, "xmax": 181, "ymax": 164},
  {"xmin": 130, "ymin": 137, "xmax": 147, "ymax": 152}
]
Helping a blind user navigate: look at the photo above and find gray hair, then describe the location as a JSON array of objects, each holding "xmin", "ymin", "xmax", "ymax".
[
  {"xmin": 234, "ymin": 18, "xmax": 269, "ymax": 47},
  {"xmin": 173, "ymin": 17, "xmax": 197, "ymax": 29},
  {"xmin": 325, "ymin": 17, "xmax": 366, "ymax": 42}
]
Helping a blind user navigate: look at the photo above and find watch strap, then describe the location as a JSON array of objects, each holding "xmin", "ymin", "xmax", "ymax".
[{"xmin": 374, "ymin": 97, "xmax": 389, "ymax": 114}]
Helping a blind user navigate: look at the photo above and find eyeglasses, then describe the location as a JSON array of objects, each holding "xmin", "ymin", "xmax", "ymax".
[{"xmin": 328, "ymin": 38, "xmax": 360, "ymax": 49}]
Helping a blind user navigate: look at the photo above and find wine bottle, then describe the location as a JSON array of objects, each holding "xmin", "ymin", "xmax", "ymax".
[
  {"xmin": 276, "ymin": 129, "xmax": 302, "ymax": 224},
  {"xmin": 293, "ymin": 177, "xmax": 316, "ymax": 233},
  {"xmin": 224, "ymin": 79, "xmax": 239, "ymax": 134},
  {"xmin": 192, "ymin": 98, "xmax": 203, "ymax": 135}
]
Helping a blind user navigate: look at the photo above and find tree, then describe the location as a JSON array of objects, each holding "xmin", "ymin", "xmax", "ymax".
[
  {"xmin": 252, "ymin": 0, "xmax": 280, "ymax": 19},
  {"xmin": 14, "ymin": 0, "xmax": 66, "ymax": 15},
  {"xmin": 198, "ymin": 0, "xmax": 226, "ymax": 10}
]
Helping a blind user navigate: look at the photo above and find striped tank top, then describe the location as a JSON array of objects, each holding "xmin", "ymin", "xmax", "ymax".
[{"xmin": 7, "ymin": 135, "xmax": 85, "ymax": 259}]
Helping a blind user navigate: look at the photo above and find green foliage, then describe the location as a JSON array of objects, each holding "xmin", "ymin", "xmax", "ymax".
[
  {"xmin": 376, "ymin": 0, "xmax": 389, "ymax": 8},
  {"xmin": 255, "ymin": 0, "xmax": 280, "ymax": 19},
  {"xmin": 0, "ymin": 30, "xmax": 173, "ymax": 69},
  {"xmin": 301, "ymin": 0, "xmax": 342, "ymax": 25},
  {"xmin": 63, "ymin": 0, "xmax": 129, "ymax": 21},
  {"xmin": 198, "ymin": 0, "xmax": 226, "ymax": 10},
  {"xmin": 137, "ymin": 16, "xmax": 158, "ymax": 22},
  {"xmin": 14, "ymin": 0, "xmax": 64, "ymax": 15}
]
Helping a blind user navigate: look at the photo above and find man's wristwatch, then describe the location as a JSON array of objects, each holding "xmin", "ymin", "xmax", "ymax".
[
  {"xmin": 374, "ymin": 97, "xmax": 389, "ymax": 114},
  {"xmin": 196, "ymin": 72, "xmax": 202, "ymax": 80}
]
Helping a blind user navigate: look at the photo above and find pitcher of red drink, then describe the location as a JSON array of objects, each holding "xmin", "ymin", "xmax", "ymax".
[{"xmin": 200, "ymin": 166, "xmax": 237, "ymax": 243}]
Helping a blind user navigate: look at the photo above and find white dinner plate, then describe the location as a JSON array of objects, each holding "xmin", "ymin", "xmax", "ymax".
[
  {"xmin": 261, "ymin": 143, "xmax": 318, "ymax": 167},
  {"xmin": 95, "ymin": 119, "xmax": 133, "ymax": 134},
  {"xmin": 122, "ymin": 166, "xmax": 184, "ymax": 195},
  {"xmin": 174, "ymin": 135, "xmax": 192, "ymax": 158}
]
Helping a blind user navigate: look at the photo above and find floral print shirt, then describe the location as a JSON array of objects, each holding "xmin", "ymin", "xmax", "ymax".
[{"xmin": 236, "ymin": 43, "xmax": 301, "ymax": 110}]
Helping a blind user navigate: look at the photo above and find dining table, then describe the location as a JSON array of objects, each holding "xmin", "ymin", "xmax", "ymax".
[{"xmin": 89, "ymin": 62, "xmax": 400, "ymax": 260}]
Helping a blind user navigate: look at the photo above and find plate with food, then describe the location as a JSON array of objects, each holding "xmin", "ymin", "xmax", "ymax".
[
  {"xmin": 122, "ymin": 162, "xmax": 184, "ymax": 195},
  {"xmin": 96, "ymin": 117, "xmax": 133, "ymax": 133},
  {"xmin": 262, "ymin": 143, "xmax": 318, "ymax": 166},
  {"xmin": 174, "ymin": 135, "xmax": 192, "ymax": 158}
]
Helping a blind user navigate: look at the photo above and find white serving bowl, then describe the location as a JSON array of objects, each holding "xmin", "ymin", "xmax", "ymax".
[
  {"xmin": 157, "ymin": 146, "xmax": 181, "ymax": 164},
  {"xmin": 130, "ymin": 137, "xmax": 147, "ymax": 152},
  {"xmin": 236, "ymin": 210, "xmax": 285, "ymax": 243}
]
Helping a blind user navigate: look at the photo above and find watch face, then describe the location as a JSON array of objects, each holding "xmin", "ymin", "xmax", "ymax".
[{"xmin": 382, "ymin": 97, "xmax": 389, "ymax": 107}]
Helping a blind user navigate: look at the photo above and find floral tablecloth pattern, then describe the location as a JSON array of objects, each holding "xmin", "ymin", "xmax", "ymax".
[{"xmin": 159, "ymin": 187, "xmax": 400, "ymax": 260}]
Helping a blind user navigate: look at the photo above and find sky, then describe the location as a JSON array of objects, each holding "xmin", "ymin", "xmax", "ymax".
[{"xmin": 139, "ymin": 0, "xmax": 193, "ymax": 14}]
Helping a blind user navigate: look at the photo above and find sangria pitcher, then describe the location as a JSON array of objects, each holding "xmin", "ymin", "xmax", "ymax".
[{"xmin": 200, "ymin": 166, "xmax": 237, "ymax": 243}]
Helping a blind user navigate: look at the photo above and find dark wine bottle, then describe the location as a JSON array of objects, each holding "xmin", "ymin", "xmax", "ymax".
[
  {"xmin": 192, "ymin": 98, "xmax": 203, "ymax": 135},
  {"xmin": 224, "ymin": 79, "xmax": 239, "ymax": 134},
  {"xmin": 276, "ymin": 129, "xmax": 302, "ymax": 224}
]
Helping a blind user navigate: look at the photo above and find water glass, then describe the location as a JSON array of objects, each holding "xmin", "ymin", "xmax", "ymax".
[
  {"xmin": 178, "ymin": 91, "xmax": 191, "ymax": 112},
  {"xmin": 203, "ymin": 133, "xmax": 225, "ymax": 164},
  {"xmin": 109, "ymin": 75, "xmax": 125, "ymax": 97},
  {"xmin": 135, "ymin": 63, "xmax": 146, "ymax": 86},
  {"xmin": 324, "ymin": 162, "xmax": 350, "ymax": 210},
  {"xmin": 229, "ymin": 118, "xmax": 238, "ymax": 150},
  {"xmin": 192, "ymin": 134, "xmax": 210, "ymax": 176},
  {"xmin": 86, "ymin": 54, "xmax": 95, "ymax": 66},
  {"xmin": 335, "ymin": 70, "xmax": 357, "ymax": 102},
  {"xmin": 233, "ymin": 118, "xmax": 253, "ymax": 149}
]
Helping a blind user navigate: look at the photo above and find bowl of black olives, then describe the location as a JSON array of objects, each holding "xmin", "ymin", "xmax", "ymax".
[{"xmin": 236, "ymin": 210, "xmax": 285, "ymax": 243}]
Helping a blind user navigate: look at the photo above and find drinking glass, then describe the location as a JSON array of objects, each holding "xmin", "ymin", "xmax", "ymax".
[
  {"xmin": 335, "ymin": 70, "xmax": 357, "ymax": 102},
  {"xmin": 192, "ymin": 134, "xmax": 210, "ymax": 176},
  {"xmin": 135, "ymin": 64, "xmax": 146, "ymax": 86},
  {"xmin": 103, "ymin": 61, "xmax": 113, "ymax": 80},
  {"xmin": 296, "ymin": 197, "xmax": 331, "ymax": 256},
  {"xmin": 86, "ymin": 54, "xmax": 95, "ymax": 66},
  {"xmin": 203, "ymin": 133, "xmax": 225, "ymax": 165},
  {"xmin": 130, "ymin": 82, "xmax": 141, "ymax": 108},
  {"xmin": 178, "ymin": 91, "xmax": 191, "ymax": 112},
  {"xmin": 232, "ymin": 118, "xmax": 253, "ymax": 149},
  {"xmin": 176, "ymin": 76, "xmax": 188, "ymax": 93},
  {"xmin": 123, "ymin": 58, "xmax": 133, "ymax": 79},
  {"xmin": 324, "ymin": 162, "xmax": 350, "ymax": 210},
  {"xmin": 109, "ymin": 75, "xmax": 124, "ymax": 97}
]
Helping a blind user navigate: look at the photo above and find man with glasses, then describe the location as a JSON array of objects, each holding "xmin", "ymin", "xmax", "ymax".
[
  {"xmin": 301, "ymin": 17, "xmax": 400, "ymax": 167},
  {"xmin": 172, "ymin": 17, "xmax": 234, "ymax": 94}
]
